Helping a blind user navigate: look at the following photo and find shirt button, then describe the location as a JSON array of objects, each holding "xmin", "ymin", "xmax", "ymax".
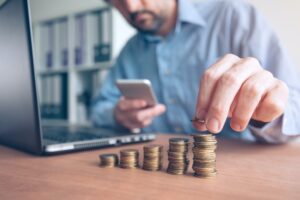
[
  {"xmin": 175, "ymin": 127, "xmax": 182, "ymax": 133},
  {"xmin": 169, "ymin": 98, "xmax": 176, "ymax": 104},
  {"xmin": 164, "ymin": 69, "xmax": 171, "ymax": 75}
]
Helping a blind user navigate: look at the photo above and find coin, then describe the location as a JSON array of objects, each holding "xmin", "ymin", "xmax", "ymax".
[
  {"xmin": 99, "ymin": 153, "xmax": 119, "ymax": 168},
  {"xmin": 167, "ymin": 138, "xmax": 190, "ymax": 175},
  {"xmin": 143, "ymin": 144, "xmax": 163, "ymax": 171},
  {"xmin": 120, "ymin": 149, "xmax": 139, "ymax": 169},
  {"xmin": 192, "ymin": 133, "xmax": 217, "ymax": 178},
  {"xmin": 193, "ymin": 134, "xmax": 216, "ymax": 142},
  {"xmin": 169, "ymin": 138, "xmax": 189, "ymax": 145}
]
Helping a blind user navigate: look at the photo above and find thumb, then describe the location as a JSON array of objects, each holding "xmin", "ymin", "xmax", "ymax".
[{"xmin": 155, "ymin": 104, "xmax": 167, "ymax": 115}]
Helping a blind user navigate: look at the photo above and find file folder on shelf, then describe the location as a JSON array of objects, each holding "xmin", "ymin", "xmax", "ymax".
[{"xmin": 95, "ymin": 9, "xmax": 112, "ymax": 62}]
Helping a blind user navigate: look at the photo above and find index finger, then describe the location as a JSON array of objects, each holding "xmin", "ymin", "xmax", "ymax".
[
  {"xmin": 194, "ymin": 54, "xmax": 240, "ymax": 130},
  {"xmin": 118, "ymin": 97, "xmax": 147, "ymax": 111}
]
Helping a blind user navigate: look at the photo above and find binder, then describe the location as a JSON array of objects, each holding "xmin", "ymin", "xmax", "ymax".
[
  {"xmin": 76, "ymin": 80, "xmax": 89, "ymax": 124},
  {"xmin": 95, "ymin": 9, "xmax": 112, "ymax": 62},
  {"xmin": 40, "ymin": 75, "xmax": 68, "ymax": 120},
  {"xmin": 40, "ymin": 22, "xmax": 54, "ymax": 69},
  {"xmin": 86, "ymin": 12, "xmax": 99, "ymax": 66},
  {"xmin": 74, "ymin": 15, "xmax": 86, "ymax": 66},
  {"xmin": 58, "ymin": 18, "xmax": 69, "ymax": 67},
  {"xmin": 74, "ymin": 9, "xmax": 112, "ymax": 66},
  {"xmin": 45, "ymin": 22, "xmax": 54, "ymax": 68},
  {"xmin": 43, "ymin": 76, "xmax": 52, "ymax": 118},
  {"xmin": 40, "ymin": 77, "xmax": 47, "ymax": 118},
  {"xmin": 53, "ymin": 75, "xmax": 62, "ymax": 118},
  {"xmin": 92, "ymin": 71, "xmax": 100, "ymax": 99},
  {"xmin": 53, "ymin": 22, "xmax": 60, "ymax": 68}
]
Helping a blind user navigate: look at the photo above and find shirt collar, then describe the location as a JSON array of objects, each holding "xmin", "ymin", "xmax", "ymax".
[
  {"xmin": 178, "ymin": 0, "xmax": 206, "ymax": 27},
  {"xmin": 142, "ymin": 0, "xmax": 206, "ymax": 42}
]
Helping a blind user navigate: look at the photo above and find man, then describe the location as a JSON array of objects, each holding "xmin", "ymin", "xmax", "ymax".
[{"xmin": 92, "ymin": 0, "xmax": 300, "ymax": 143}]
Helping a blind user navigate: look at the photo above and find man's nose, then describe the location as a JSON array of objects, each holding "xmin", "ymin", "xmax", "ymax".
[{"xmin": 123, "ymin": 0, "xmax": 143, "ymax": 13}]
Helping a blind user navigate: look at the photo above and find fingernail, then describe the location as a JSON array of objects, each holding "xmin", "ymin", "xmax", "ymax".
[
  {"xmin": 231, "ymin": 122, "xmax": 242, "ymax": 132},
  {"xmin": 159, "ymin": 104, "xmax": 167, "ymax": 112},
  {"xmin": 207, "ymin": 117, "xmax": 220, "ymax": 133},
  {"xmin": 196, "ymin": 109, "xmax": 206, "ymax": 120},
  {"xmin": 141, "ymin": 101, "xmax": 147, "ymax": 107}
]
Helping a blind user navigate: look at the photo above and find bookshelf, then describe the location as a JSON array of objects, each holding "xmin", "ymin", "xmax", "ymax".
[{"xmin": 31, "ymin": 3, "xmax": 135, "ymax": 126}]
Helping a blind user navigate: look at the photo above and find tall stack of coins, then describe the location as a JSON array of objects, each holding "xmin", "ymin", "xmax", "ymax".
[
  {"xmin": 192, "ymin": 134, "xmax": 217, "ymax": 178},
  {"xmin": 143, "ymin": 144, "xmax": 163, "ymax": 171},
  {"xmin": 120, "ymin": 149, "xmax": 139, "ymax": 169},
  {"xmin": 99, "ymin": 154, "xmax": 119, "ymax": 168},
  {"xmin": 167, "ymin": 138, "xmax": 190, "ymax": 175}
]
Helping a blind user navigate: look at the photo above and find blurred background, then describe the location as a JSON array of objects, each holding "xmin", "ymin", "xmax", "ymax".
[{"xmin": 29, "ymin": 0, "xmax": 300, "ymax": 128}]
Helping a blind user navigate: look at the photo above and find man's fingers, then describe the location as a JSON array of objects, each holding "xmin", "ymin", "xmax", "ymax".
[
  {"xmin": 123, "ymin": 104, "xmax": 166, "ymax": 129},
  {"xmin": 134, "ymin": 104, "xmax": 166, "ymax": 123},
  {"xmin": 228, "ymin": 94, "xmax": 239, "ymax": 118},
  {"xmin": 122, "ymin": 114, "xmax": 153, "ymax": 129},
  {"xmin": 205, "ymin": 57, "xmax": 262, "ymax": 133},
  {"xmin": 252, "ymin": 80, "xmax": 289, "ymax": 122},
  {"xmin": 122, "ymin": 120, "xmax": 142, "ymax": 129},
  {"xmin": 194, "ymin": 54, "xmax": 240, "ymax": 132},
  {"xmin": 230, "ymin": 71, "xmax": 275, "ymax": 132},
  {"xmin": 196, "ymin": 54, "xmax": 240, "ymax": 120},
  {"xmin": 118, "ymin": 97, "xmax": 147, "ymax": 111},
  {"xmin": 194, "ymin": 54, "xmax": 289, "ymax": 134}
]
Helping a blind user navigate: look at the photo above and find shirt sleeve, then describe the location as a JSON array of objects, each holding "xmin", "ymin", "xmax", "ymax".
[
  {"xmin": 90, "ymin": 47, "xmax": 128, "ymax": 130},
  {"xmin": 229, "ymin": 1, "xmax": 300, "ymax": 143}
]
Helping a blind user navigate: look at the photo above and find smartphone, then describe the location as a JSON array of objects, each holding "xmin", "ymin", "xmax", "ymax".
[{"xmin": 116, "ymin": 79, "xmax": 158, "ymax": 107}]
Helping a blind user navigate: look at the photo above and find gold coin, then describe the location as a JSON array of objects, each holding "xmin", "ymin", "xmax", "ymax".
[
  {"xmin": 143, "ymin": 144, "xmax": 163, "ymax": 171},
  {"xmin": 99, "ymin": 153, "xmax": 119, "ymax": 168}
]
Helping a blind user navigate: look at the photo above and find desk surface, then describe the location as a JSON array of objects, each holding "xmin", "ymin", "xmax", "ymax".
[{"xmin": 0, "ymin": 134, "xmax": 299, "ymax": 200}]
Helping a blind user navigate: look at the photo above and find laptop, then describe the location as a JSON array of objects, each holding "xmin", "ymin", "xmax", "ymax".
[{"xmin": 0, "ymin": 0, "xmax": 155, "ymax": 155}]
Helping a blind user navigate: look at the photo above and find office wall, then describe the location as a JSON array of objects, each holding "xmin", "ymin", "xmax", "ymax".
[
  {"xmin": 192, "ymin": 0, "xmax": 300, "ymax": 70},
  {"xmin": 30, "ymin": 0, "xmax": 300, "ymax": 69},
  {"xmin": 248, "ymin": 0, "xmax": 300, "ymax": 70}
]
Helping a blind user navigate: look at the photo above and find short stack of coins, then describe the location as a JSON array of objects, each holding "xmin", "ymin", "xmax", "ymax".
[
  {"xmin": 99, "ymin": 154, "xmax": 119, "ymax": 168},
  {"xmin": 192, "ymin": 134, "xmax": 217, "ymax": 178},
  {"xmin": 143, "ymin": 144, "xmax": 163, "ymax": 171},
  {"xmin": 120, "ymin": 149, "xmax": 139, "ymax": 169},
  {"xmin": 167, "ymin": 138, "xmax": 190, "ymax": 175}
]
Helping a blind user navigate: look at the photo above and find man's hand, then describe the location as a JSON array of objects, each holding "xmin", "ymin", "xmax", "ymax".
[
  {"xmin": 193, "ymin": 54, "xmax": 289, "ymax": 134},
  {"xmin": 114, "ymin": 97, "xmax": 166, "ymax": 130}
]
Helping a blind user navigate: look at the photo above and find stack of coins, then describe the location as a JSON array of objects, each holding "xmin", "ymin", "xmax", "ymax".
[
  {"xmin": 120, "ymin": 149, "xmax": 139, "ymax": 169},
  {"xmin": 192, "ymin": 134, "xmax": 217, "ymax": 178},
  {"xmin": 167, "ymin": 138, "xmax": 190, "ymax": 175},
  {"xmin": 143, "ymin": 144, "xmax": 163, "ymax": 171},
  {"xmin": 99, "ymin": 154, "xmax": 119, "ymax": 168}
]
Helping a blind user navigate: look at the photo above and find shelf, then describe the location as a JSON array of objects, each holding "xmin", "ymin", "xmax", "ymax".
[
  {"xmin": 36, "ymin": 60, "xmax": 115, "ymax": 75},
  {"xmin": 74, "ymin": 60, "xmax": 115, "ymax": 72},
  {"xmin": 37, "ymin": 68, "xmax": 69, "ymax": 75},
  {"xmin": 41, "ymin": 119, "xmax": 93, "ymax": 127},
  {"xmin": 31, "ymin": 2, "xmax": 134, "ymax": 125},
  {"xmin": 41, "ymin": 119, "xmax": 70, "ymax": 126}
]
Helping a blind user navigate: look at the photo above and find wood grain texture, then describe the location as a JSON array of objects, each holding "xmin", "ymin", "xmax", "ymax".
[{"xmin": 0, "ymin": 134, "xmax": 300, "ymax": 200}]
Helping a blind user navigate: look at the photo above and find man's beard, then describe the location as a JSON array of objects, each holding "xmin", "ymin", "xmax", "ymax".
[{"xmin": 129, "ymin": 10, "xmax": 165, "ymax": 35}]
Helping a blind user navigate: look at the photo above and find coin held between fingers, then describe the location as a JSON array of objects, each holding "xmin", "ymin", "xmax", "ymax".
[{"xmin": 191, "ymin": 117, "xmax": 206, "ymax": 124}]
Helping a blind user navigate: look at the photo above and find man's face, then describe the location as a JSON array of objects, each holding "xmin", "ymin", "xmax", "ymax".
[{"xmin": 106, "ymin": 0, "xmax": 170, "ymax": 34}]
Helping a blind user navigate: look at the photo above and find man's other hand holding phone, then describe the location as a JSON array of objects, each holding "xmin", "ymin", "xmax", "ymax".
[{"xmin": 114, "ymin": 97, "xmax": 166, "ymax": 129}]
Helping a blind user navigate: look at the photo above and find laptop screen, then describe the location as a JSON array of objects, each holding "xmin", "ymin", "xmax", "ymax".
[{"xmin": 0, "ymin": 0, "xmax": 42, "ymax": 154}]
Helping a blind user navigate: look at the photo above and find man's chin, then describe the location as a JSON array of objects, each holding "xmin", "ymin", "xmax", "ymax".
[
  {"xmin": 137, "ymin": 27, "xmax": 159, "ymax": 35},
  {"xmin": 132, "ymin": 24, "xmax": 159, "ymax": 35}
]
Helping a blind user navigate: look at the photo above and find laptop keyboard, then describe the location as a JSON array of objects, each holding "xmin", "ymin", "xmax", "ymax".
[{"xmin": 42, "ymin": 126, "xmax": 114, "ymax": 143}]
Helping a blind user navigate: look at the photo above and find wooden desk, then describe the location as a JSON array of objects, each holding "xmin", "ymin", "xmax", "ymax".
[{"xmin": 0, "ymin": 134, "xmax": 299, "ymax": 200}]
